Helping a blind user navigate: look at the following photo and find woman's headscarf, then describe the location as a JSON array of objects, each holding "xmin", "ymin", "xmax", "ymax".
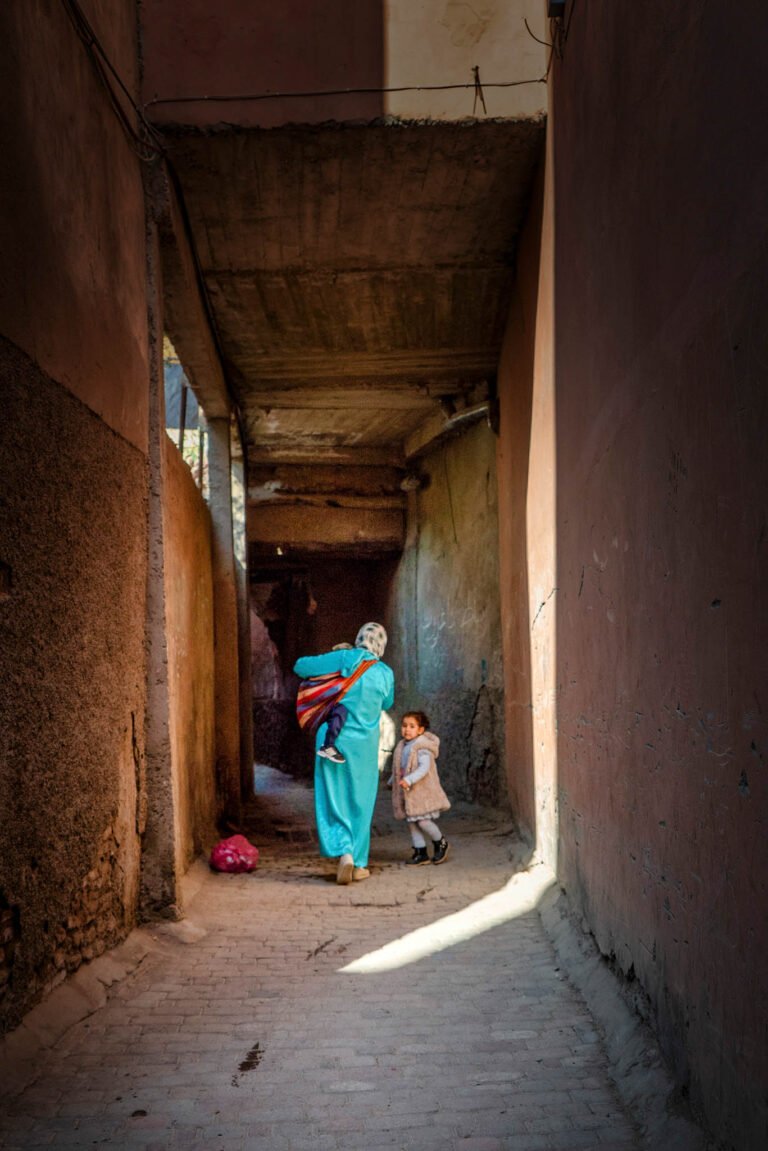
[{"xmin": 355, "ymin": 622, "xmax": 388, "ymax": 658}]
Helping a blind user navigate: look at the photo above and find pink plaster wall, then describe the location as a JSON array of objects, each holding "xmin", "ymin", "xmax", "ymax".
[
  {"xmin": 0, "ymin": 1, "xmax": 149, "ymax": 452},
  {"xmin": 552, "ymin": 4, "xmax": 768, "ymax": 1145},
  {"xmin": 496, "ymin": 169, "xmax": 542, "ymax": 841},
  {"xmin": 140, "ymin": 0, "xmax": 384, "ymax": 128},
  {"xmin": 163, "ymin": 439, "xmax": 217, "ymax": 874}
]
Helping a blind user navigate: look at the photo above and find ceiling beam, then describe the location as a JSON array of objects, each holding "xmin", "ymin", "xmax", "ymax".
[
  {"xmin": 405, "ymin": 398, "xmax": 492, "ymax": 460},
  {"xmin": 247, "ymin": 504, "xmax": 405, "ymax": 552},
  {"xmin": 249, "ymin": 463, "xmax": 404, "ymax": 495},
  {"xmin": 249, "ymin": 492, "xmax": 405, "ymax": 510},
  {"xmin": 247, "ymin": 444, "xmax": 405, "ymax": 467},
  {"xmin": 234, "ymin": 348, "xmax": 498, "ymax": 383},
  {"xmin": 243, "ymin": 388, "xmax": 436, "ymax": 412}
]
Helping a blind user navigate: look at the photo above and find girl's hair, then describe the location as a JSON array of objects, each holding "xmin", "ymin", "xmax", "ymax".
[{"xmin": 402, "ymin": 710, "xmax": 430, "ymax": 730}]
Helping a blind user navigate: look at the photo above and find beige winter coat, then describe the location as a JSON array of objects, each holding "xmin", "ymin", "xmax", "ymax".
[{"xmin": 391, "ymin": 732, "xmax": 451, "ymax": 820}]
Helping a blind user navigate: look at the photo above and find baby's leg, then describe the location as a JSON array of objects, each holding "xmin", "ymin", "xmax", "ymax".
[{"xmin": 322, "ymin": 703, "xmax": 348, "ymax": 748}]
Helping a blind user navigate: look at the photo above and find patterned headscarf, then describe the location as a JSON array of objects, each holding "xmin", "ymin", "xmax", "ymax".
[{"xmin": 354, "ymin": 622, "xmax": 387, "ymax": 658}]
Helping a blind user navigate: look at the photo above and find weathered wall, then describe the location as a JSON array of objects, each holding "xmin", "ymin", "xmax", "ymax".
[
  {"xmin": 0, "ymin": 1, "xmax": 149, "ymax": 452},
  {"xmin": 496, "ymin": 133, "xmax": 557, "ymax": 862},
  {"xmin": 388, "ymin": 423, "xmax": 506, "ymax": 804},
  {"xmin": 552, "ymin": 4, "xmax": 768, "ymax": 1146},
  {"xmin": 162, "ymin": 438, "xmax": 217, "ymax": 874},
  {"xmin": 495, "ymin": 173, "xmax": 539, "ymax": 842},
  {"xmin": 140, "ymin": 0, "xmax": 545, "ymax": 127},
  {"xmin": 384, "ymin": 0, "xmax": 546, "ymax": 121},
  {"xmin": 0, "ymin": 1, "xmax": 150, "ymax": 1030},
  {"xmin": 0, "ymin": 342, "xmax": 147, "ymax": 1032},
  {"xmin": 141, "ymin": 0, "xmax": 384, "ymax": 127}
]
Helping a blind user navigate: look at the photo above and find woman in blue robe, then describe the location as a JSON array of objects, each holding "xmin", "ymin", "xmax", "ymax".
[{"xmin": 294, "ymin": 623, "xmax": 394, "ymax": 884}]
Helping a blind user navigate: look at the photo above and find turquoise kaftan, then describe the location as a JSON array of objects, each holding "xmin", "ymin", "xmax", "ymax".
[{"xmin": 293, "ymin": 647, "xmax": 395, "ymax": 867}]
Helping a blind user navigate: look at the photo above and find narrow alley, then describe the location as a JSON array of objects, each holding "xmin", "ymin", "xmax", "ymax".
[
  {"xmin": 2, "ymin": 4, "xmax": 767, "ymax": 1150},
  {"xmin": 0, "ymin": 772, "xmax": 649, "ymax": 1151}
]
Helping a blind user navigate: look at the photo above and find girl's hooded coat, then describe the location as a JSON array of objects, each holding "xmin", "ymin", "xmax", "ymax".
[{"xmin": 391, "ymin": 731, "xmax": 451, "ymax": 820}]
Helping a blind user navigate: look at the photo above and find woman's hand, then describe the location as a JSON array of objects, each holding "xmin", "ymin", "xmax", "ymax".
[{"xmin": 399, "ymin": 779, "xmax": 410, "ymax": 791}]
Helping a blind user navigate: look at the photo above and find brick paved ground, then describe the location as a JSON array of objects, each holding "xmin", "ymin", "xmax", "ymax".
[{"xmin": 0, "ymin": 768, "xmax": 641, "ymax": 1151}]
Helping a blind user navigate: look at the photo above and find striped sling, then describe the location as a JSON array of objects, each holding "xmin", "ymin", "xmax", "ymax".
[{"xmin": 295, "ymin": 657, "xmax": 377, "ymax": 734}]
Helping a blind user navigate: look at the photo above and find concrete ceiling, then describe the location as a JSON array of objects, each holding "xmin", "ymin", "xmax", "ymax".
[{"xmin": 161, "ymin": 117, "xmax": 544, "ymax": 555}]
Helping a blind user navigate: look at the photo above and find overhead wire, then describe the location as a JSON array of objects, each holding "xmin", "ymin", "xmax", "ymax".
[
  {"xmin": 60, "ymin": 0, "xmax": 162, "ymax": 162},
  {"xmin": 145, "ymin": 74, "xmax": 548, "ymax": 109}
]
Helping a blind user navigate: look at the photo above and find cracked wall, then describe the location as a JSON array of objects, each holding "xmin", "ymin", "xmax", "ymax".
[{"xmin": 388, "ymin": 422, "xmax": 506, "ymax": 804}]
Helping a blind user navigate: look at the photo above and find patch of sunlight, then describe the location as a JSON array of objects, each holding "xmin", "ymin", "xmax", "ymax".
[{"xmin": 339, "ymin": 863, "xmax": 556, "ymax": 974}]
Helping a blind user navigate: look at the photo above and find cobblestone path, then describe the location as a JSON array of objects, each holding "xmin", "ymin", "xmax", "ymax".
[{"xmin": 0, "ymin": 769, "xmax": 641, "ymax": 1150}]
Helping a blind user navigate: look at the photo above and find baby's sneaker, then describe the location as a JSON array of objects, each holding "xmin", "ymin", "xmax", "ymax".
[{"xmin": 319, "ymin": 746, "xmax": 345, "ymax": 764}]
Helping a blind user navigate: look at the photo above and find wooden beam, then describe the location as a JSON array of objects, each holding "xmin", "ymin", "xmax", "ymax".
[
  {"xmin": 405, "ymin": 400, "xmax": 491, "ymax": 460},
  {"xmin": 242, "ymin": 388, "xmax": 436, "ymax": 411},
  {"xmin": 247, "ymin": 444, "xmax": 405, "ymax": 467},
  {"xmin": 248, "ymin": 492, "xmax": 405, "ymax": 510},
  {"xmin": 239, "ymin": 348, "xmax": 498, "ymax": 383},
  {"xmin": 247, "ymin": 505, "xmax": 404, "ymax": 551},
  {"xmin": 249, "ymin": 464, "xmax": 404, "ymax": 496}
]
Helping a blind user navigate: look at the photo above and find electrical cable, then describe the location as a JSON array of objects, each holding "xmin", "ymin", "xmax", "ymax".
[
  {"xmin": 524, "ymin": 18, "xmax": 553, "ymax": 50},
  {"xmin": 60, "ymin": 0, "xmax": 162, "ymax": 162},
  {"xmin": 145, "ymin": 75, "xmax": 548, "ymax": 109}
]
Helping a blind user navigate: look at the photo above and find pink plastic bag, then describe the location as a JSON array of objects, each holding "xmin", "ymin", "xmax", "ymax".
[{"xmin": 209, "ymin": 834, "xmax": 259, "ymax": 873}]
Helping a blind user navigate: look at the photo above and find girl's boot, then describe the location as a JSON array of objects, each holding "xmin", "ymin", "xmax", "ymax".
[
  {"xmin": 432, "ymin": 837, "xmax": 451, "ymax": 864},
  {"xmin": 407, "ymin": 846, "xmax": 430, "ymax": 866}
]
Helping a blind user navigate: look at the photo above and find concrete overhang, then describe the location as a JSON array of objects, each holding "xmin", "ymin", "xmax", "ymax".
[
  {"xmin": 156, "ymin": 117, "xmax": 545, "ymax": 555},
  {"xmin": 147, "ymin": 163, "xmax": 231, "ymax": 422}
]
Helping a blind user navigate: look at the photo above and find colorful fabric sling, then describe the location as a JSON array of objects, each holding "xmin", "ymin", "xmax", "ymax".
[{"xmin": 295, "ymin": 658, "xmax": 377, "ymax": 735}]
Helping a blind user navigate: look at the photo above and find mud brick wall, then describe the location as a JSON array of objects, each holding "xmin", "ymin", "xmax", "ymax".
[
  {"xmin": 0, "ymin": 345, "xmax": 148, "ymax": 1033},
  {"xmin": 0, "ymin": 901, "xmax": 21, "ymax": 1006},
  {"xmin": 51, "ymin": 827, "xmax": 123, "ymax": 980}
]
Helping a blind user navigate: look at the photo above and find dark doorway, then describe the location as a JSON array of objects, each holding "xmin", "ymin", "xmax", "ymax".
[{"xmin": 250, "ymin": 552, "xmax": 398, "ymax": 779}]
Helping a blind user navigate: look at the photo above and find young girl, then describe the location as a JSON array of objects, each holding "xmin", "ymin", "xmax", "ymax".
[{"xmin": 390, "ymin": 711, "xmax": 451, "ymax": 865}]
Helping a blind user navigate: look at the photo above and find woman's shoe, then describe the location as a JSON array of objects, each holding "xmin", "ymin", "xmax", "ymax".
[
  {"xmin": 352, "ymin": 867, "xmax": 370, "ymax": 881},
  {"xmin": 432, "ymin": 838, "xmax": 450, "ymax": 864},
  {"xmin": 407, "ymin": 847, "xmax": 430, "ymax": 866},
  {"xmin": 336, "ymin": 854, "xmax": 354, "ymax": 884}
]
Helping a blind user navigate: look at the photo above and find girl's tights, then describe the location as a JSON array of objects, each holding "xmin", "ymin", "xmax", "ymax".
[{"xmin": 409, "ymin": 819, "xmax": 442, "ymax": 848}]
